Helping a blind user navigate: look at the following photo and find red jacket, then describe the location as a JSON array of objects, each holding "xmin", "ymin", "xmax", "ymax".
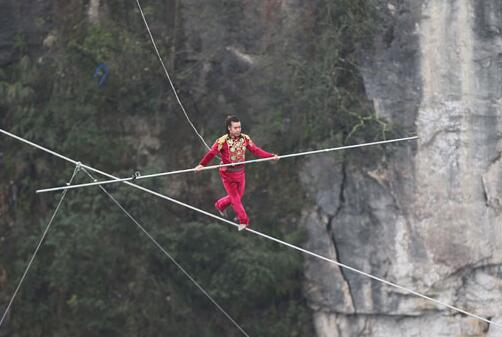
[{"xmin": 199, "ymin": 133, "xmax": 273, "ymax": 169}]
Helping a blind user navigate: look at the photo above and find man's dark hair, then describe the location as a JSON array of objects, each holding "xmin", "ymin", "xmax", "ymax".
[{"xmin": 225, "ymin": 115, "xmax": 240, "ymax": 134}]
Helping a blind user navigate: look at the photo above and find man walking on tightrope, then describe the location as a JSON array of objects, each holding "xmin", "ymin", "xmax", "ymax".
[{"xmin": 195, "ymin": 116, "xmax": 278, "ymax": 231}]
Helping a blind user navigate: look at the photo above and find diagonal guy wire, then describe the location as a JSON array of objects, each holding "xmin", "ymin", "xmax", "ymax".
[
  {"xmin": 136, "ymin": 0, "xmax": 211, "ymax": 151},
  {"xmin": 80, "ymin": 167, "xmax": 250, "ymax": 337},
  {"xmin": 0, "ymin": 165, "xmax": 80, "ymax": 329}
]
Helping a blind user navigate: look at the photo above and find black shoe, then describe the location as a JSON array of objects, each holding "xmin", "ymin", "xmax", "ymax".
[
  {"xmin": 218, "ymin": 209, "xmax": 228, "ymax": 218},
  {"xmin": 215, "ymin": 204, "xmax": 228, "ymax": 218}
]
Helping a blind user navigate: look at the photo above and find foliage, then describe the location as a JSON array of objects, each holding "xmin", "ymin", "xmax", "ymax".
[
  {"xmin": 0, "ymin": 0, "xmax": 384, "ymax": 336},
  {"xmin": 258, "ymin": 0, "xmax": 388, "ymax": 152}
]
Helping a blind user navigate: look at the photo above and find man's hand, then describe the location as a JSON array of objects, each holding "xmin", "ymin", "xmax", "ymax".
[
  {"xmin": 194, "ymin": 164, "xmax": 205, "ymax": 172},
  {"xmin": 272, "ymin": 154, "xmax": 280, "ymax": 161}
]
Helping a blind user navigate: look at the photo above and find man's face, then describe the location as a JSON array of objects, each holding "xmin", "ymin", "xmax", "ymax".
[{"xmin": 228, "ymin": 121, "xmax": 241, "ymax": 137}]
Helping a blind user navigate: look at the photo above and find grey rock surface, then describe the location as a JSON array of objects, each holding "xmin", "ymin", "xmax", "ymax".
[{"xmin": 301, "ymin": 0, "xmax": 502, "ymax": 336}]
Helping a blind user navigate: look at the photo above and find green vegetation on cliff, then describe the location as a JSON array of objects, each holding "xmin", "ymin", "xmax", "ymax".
[{"xmin": 0, "ymin": 1, "xmax": 383, "ymax": 336}]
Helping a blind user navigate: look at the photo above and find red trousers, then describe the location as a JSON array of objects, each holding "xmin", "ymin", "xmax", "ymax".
[{"xmin": 215, "ymin": 169, "xmax": 249, "ymax": 225}]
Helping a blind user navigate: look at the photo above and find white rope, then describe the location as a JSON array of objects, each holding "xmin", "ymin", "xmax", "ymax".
[
  {"xmin": 135, "ymin": 0, "xmax": 211, "ymax": 150},
  {"xmin": 79, "ymin": 167, "xmax": 249, "ymax": 337},
  {"xmin": 36, "ymin": 136, "xmax": 418, "ymax": 194},
  {"xmin": 1, "ymin": 128, "xmax": 499, "ymax": 329},
  {"xmin": 0, "ymin": 165, "xmax": 80, "ymax": 329}
]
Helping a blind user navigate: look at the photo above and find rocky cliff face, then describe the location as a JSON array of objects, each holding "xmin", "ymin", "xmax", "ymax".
[
  {"xmin": 3, "ymin": 0, "xmax": 501, "ymax": 336},
  {"xmin": 302, "ymin": 0, "xmax": 502, "ymax": 336}
]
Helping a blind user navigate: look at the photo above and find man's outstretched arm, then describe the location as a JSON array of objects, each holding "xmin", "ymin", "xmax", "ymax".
[
  {"xmin": 195, "ymin": 141, "xmax": 219, "ymax": 171},
  {"xmin": 246, "ymin": 137, "xmax": 279, "ymax": 160}
]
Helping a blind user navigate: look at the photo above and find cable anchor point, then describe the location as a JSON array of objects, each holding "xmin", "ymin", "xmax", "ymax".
[{"xmin": 66, "ymin": 162, "xmax": 82, "ymax": 186}]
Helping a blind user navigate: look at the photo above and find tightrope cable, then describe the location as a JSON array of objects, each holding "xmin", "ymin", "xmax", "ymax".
[
  {"xmin": 0, "ymin": 128, "xmax": 499, "ymax": 329},
  {"xmin": 79, "ymin": 167, "xmax": 250, "ymax": 337},
  {"xmin": 0, "ymin": 164, "xmax": 80, "ymax": 329}
]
